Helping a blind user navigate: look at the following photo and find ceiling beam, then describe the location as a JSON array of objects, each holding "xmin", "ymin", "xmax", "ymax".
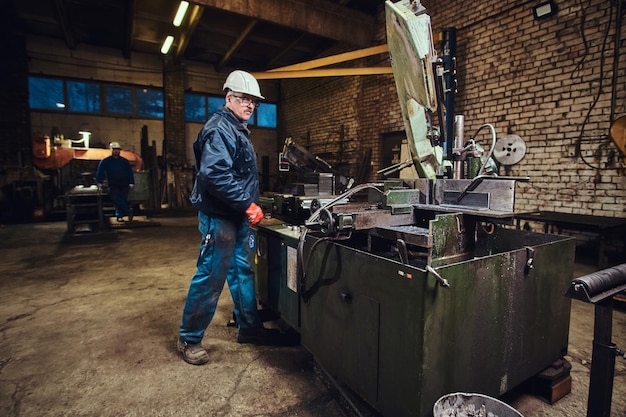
[
  {"xmin": 264, "ymin": 32, "xmax": 308, "ymax": 69},
  {"xmin": 192, "ymin": 0, "xmax": 375, "ymax": 47},
  {"xmin": 252, "ymin": 67, "xmax": 393, "ymax": 79},
  {"xmin": 175, "ymin": 4, "xmax": 204, "ymax": 61},
  {"xmin": 253, "ymin": 44, "xmax": 391, "ymax": 79},
  {"xmin": 216, "ymin": 18, "xmax": 258, "ymax": 72},
  {"xmin": 123, "ymin": 0, "xmax": 136, "ymax": 59},
  {"xmin": 268, "ymin": 44, "xmax": 389, "ymax": 72},
  {"xmin": 53, "ymin": 0, "xmax": 76, "ymax": 50}
]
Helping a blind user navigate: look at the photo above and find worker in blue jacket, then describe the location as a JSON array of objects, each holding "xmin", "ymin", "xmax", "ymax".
[
  {"xmin": 96, "ymin": 142, "xmax": 135, "ymax": 222},
  {"xmin": 177, "ymin": 70, "xmax": 291, "ymax": 366}
]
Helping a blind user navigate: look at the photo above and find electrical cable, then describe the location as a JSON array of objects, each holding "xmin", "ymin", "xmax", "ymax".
[
  {"xmin": 570, "ymin": 0, "xmax": 592, "ymax": 78},
  {"xmin": 469, "ymin": 123, "xmax": 497, "ymax": 176},
  {"xmin": 573, "ymin": 0, "xmax": 617, "ymax": 170},
  {"xmin": 609, "ymin": 0, "xmax": 623, "ymax": 124},
  {"xmin": 297, "ymin": 183, "xmax": 385, "ymax": 301}
]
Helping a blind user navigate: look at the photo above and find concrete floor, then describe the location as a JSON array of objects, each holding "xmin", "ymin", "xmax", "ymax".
[{"xmin": 0, "ymin": 213, "xmax": 624, "ymax": 417}]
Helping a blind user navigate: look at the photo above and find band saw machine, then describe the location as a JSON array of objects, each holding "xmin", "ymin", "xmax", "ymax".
[{"xmin": 252, "ymin": 1, "xmax": 576, "ymax": 416}]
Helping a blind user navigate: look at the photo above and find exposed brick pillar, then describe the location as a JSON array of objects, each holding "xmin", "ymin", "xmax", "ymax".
[
  {"xmin": 162, "ymin": 60, "xmax": 192, "ymax": 208},
  {"xmin": 162, "ymin": 60, "xmax": 186, "ymax": 164}
]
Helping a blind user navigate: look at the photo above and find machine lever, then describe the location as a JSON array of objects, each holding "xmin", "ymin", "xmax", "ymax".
[
  {"xmin": 525, "ymin": 246, "xmax": 535, "ymax": 274},
  {"xmin": 426, "ymin": 265, "xmax": 450, "ymax": 288},
  {"xmin": 397, "ymin": 239, "xmax": 409, "ymax": 264}
]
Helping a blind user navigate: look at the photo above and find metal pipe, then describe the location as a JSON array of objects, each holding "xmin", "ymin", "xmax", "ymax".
[
  {"xmin": 587, "ymin": 299, "xmax": 616, "ymax": 417},
  {"xmin": 453, "ymin": 115, "xmax": 464, "ymax": 179}
]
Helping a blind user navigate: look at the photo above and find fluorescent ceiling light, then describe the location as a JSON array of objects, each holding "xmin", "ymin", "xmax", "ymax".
[
  {"xmin": 161, "ymin": 35, "xmax": 175, "ymax": 54},
  {"xmin": 173, "ymin": 1, "xmax": 190, "ymax": 27}
]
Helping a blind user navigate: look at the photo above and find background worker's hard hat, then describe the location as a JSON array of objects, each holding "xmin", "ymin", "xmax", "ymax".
[
  {"xmin": 110, "ymin": 142, "xmax": 122, "ymax": 149},
  {"xmin": 223, "ymin": 70, "xmax": 264, "ymax": 100}
]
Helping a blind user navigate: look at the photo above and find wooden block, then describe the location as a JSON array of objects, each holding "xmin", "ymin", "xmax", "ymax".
[{"xmin": 528, "ymin": 359, "xmax": 573, "ymax": 404}]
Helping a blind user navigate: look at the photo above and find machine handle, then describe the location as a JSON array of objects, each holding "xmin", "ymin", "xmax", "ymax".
[
  {"xmin": 426, "ymin": 265, "xmax": 450, "ymax": 288},
  {"xmin": 525, "ymin": 246, "xmax": 535, "ymax": 274}
]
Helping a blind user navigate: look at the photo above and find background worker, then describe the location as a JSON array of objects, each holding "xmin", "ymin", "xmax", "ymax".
[
  {"xmin": 96, "ymin": 142, "xmax": 135, "ymax": 222},
  {"xmin": 177, "ymin": 70, "xmax": 290, "ymax": 366}
]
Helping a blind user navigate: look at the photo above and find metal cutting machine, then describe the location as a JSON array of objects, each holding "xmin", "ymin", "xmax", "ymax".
[{"xmin": 253, "ymin": 2, "xmax": 576, "ymax": 416}]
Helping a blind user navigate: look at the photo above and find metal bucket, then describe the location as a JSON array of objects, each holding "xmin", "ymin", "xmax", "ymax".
[{"xmin": 433, "ymin": 392, "xmax": 523, "ymax": 417}]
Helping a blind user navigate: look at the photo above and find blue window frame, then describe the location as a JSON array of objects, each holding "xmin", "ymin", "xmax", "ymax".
[
  {"xmin": 67, "ymin": 80, "xmax": 100, "ymax": 113},
  {"xmin": 185, "ymin": 94, "xmax": 206, "ymax": 122},
  {"xmin": 105, "ymin": 86, "xmax": 133, "ymax": 115},
  {"xmin": 29, "ymin": 77, "xmax": 65, "ymax": 110},
  {"xmin": 257, "ymin": 103, "xmax": 277, "ymax": 128},
  {"xmin": 28, "ymin": 75, "xmax": 278, "ymax": 130},
  {"xmin": 137, "ymin": 88, "xmax": 163, "ymax": 118},
  {"xmin": 208, "ymin": 96, "xmax": 223, "ymax": 117},
  {"xmin": 185, "ymin": 93, "xmax": 275, "ymax": 128}
]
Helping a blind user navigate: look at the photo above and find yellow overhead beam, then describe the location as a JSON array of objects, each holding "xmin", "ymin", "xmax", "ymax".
[
  {"xmin": 252, "ymin": 67, "xmax": 393, "ymax": 80},
  {"xmin": 253, "ymin": 44, "xmax": 391, "ymax": 79},
  {"xmin": 268, "ymin": 44, "xmax": 389, "ymax": 72}
]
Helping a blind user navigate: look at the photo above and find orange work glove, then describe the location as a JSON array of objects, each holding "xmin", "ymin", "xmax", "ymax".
[{"xmin": 245, "ymin": 202, "xmax": 264, "ymax": 226}]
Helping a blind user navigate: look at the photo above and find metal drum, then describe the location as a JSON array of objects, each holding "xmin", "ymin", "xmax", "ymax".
[{"xmin": 433, "ymin": 392, "xmax": 523, "ymax": 417}]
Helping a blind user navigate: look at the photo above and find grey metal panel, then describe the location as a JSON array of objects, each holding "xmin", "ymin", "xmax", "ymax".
[{"xmin": 435, "ymin": 179, "xmax": 517, "ymax": 213}]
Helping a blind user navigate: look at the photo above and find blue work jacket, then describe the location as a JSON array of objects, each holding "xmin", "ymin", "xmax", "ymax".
[
  {"xmin": 96, "ymin": 155, "xmax": 134, "ymax": 187},
  {"xmin": 190, "ymin": 106, "xmax": 259, "ymax": 220}
]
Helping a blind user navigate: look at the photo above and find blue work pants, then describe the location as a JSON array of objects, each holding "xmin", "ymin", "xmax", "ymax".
[
  {"xmin": 179, "ymin": 211, "xmax": 262, "ymax": 343},
  {"xmin": 108, "ymin": 185, "xmax": 131, "ymax": 218}
]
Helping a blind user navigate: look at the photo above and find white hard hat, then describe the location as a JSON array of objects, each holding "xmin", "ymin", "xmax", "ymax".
[
  {"xmin": 109, "ymin": 142, "xmax": 122, "ymax": 149},
  {"xmin": 223, "ymin": 70, "xmax": 264, "ymax": 100}
]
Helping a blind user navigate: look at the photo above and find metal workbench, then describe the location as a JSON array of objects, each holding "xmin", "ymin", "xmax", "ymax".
[{"xmin": 515, "ymin": 211, "xmax": 626, "ymax": 268}]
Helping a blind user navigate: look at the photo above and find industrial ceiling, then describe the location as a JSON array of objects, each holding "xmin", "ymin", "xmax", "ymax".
[{"xmin": 10, "ymin": 0, "xmax": 386, "ymax": 75}]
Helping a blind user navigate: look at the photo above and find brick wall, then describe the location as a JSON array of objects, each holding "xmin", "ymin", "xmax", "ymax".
[
  {"xmin": 163, "ymin": 61, "xmax": 186, "ymax": 164},
  {"xmin": 427, "ymin": 0, "xmax": 625, "ymax": 217},
  {"xmin": 279, "ymin": 0, "xmax": 625, "ymax": 219},
  {"xmin": 278, "ymin": 10, "xmax": 401, "ymax": 182}
]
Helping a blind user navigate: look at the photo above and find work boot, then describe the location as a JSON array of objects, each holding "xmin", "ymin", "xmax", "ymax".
[
  {"xmin": 116, "ymin": 217, "xmax": 124, "ymax": 222},
  {"xmin": 177, "ymin": 338, "xmax": 209, "ymax": 365},
  {"xmin": 237, "ymin": 326, "xmax": 299, "ymax": 346}
]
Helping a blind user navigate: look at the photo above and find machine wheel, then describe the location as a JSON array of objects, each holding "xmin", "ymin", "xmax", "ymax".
[
  {"xmin": 310, "ymin": 198, "xmax": 322, "ymax": 215},
  {"xmin": 319, "ymin": 208, "xmax": 335, "ymax": 235}
]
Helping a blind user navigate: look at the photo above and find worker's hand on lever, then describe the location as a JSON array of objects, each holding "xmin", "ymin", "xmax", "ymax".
[{"xmin": 245, "ymin": 202, "xmax": 264, "ymax": 226}]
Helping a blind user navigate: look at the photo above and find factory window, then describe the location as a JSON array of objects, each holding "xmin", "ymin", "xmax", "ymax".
[
  {"xmin": 67, "ymin": 80, "xmax": 100, "ymax": 113},
  {"xmin": 28, "ymin": 75, "xmax": 276, "ymax": 128},
  {"xmin": 184, "ymin": 92, "xmax": 275, "ymax": 128},
  {"xmin": 185, "ymin": 94, "xmax": 206, "ymax": 122},
  {"xmin": 28, "ymin": 77, "xmax": 65, "ymax": 110},
  {"xmin": 105, "ymin": 86, "xmax": 133, "ymax": 115},
  {"xmin": 257, "ymin": 103, "xmax": 277, "ymax": 128},
  {"xmin": 136, "ymin": 88, "xmax": 163, "ymax": 118},
  {"xmin": 208, "ymin": 96, "xmax": 223, "ymax": 116}
]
